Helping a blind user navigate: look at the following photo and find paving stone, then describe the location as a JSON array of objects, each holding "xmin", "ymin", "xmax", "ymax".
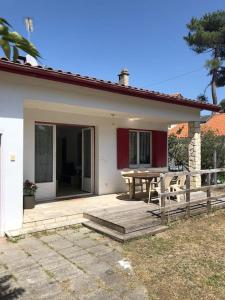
[
  {"xmin": 74, "ymin": 237, "xmax": 100, "ymax": 249},
  {"xmin": 66, "ymin": 249, "xmax": 90, "ymax": 264},
  {"xmin": 18, "ymin": 237, "xmax": 46, "ymax": 252},
  {"xmin": 84, "ymin": 261, "xmax": 112, "ymax": 275},
  {"xmin": 100, "ymin": 251, "xmax": 123, "ymax": 266},
  {"xmin": 37, "ymin": 253, "xmax": 65, "ymax": 267},
  {"xmin": 0, "ymin": 228, "xmax": 148, "ymax": 299},
  {"xmin": 97, "ymin": 269, "xmax": 127, "ymax": 288},
  {"xmin": 63, "ymin": 232, "xmax": 87, "ymax": 242},
  {"xmin": 52, "ymin": 265, "xmax": 83, "ymax": 282},
  {"xmin": 68, "ymin": 253, "xmax": 97, "ymax": 266},
  {"xmin": 39, "ymin": 233, "xmax": 62, "ymax": 243},
  {"xmin": 28, "ymin": 248, "xmax": 57, "ymax": 260},
  {"xmin": 79, "ymin": 289, "xmax": 120, "ymax": 300},
  {"xmin": 57, "ymin": 228, "xmax": 76, "ymax": 237},
  {"xmin": 119, "ymin": 285, "xmax": 149, "ymax": 300},
  {"xmin": 87, "ymin": 231, "xmax": 105, "ymax": 240},
  {"xmin": 15, "ymin": 266, "xmax": 49, "ymax": 282},
  {"xmin": 48, "ymin": 238, "xmax": 73, "ymax": 251},
  {"xmin": 58, "ymin": 245, "xmax": 82, "ymax": 258},
  {"xmin": 1, "ymin": 249, "xmax": 28, "ymax": 260},
  {"xmin": 78, "ymin": 227, "xmax": 92, "ymax": 234},
  {"xmin": 27, "ymin": 281, "xmax": 65, "ymax": 299},
  {"xmin": 69, "ymin": 274, "xmax": 98, "ymax": 295},
  {"xmin": 7, "ymin": 261, "xmax": 40, "ymax": 275},
  {"xmin": 41, "ymin": 258, "xmax": 72, "ymax": 272},
  {"xmin": 88, "ymin": 244, "xmax": 113, "ymax": 256}
]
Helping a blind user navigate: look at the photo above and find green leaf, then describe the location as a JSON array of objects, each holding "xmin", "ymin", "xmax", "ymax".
[
  {"xmin": 0, "ymin": 17, "xmax": 11, "ymax": 28},
  {"xmin": 1, "ymin": 40, "xmax": 10, "ymax": 59},
  {"xmin": 12, "ymin": 46, "xmax": 19, "ymax": 61},
  {"xmin": 4, "ymin": 31, "xmax": 41, "ymax": 59},
  {"xmin": 0, "ymin": 24, "xmax": 9, "ymax": 36},
  {"xmin": 205, "ymin": 58, "xmax": 221, "ymax": 71}
]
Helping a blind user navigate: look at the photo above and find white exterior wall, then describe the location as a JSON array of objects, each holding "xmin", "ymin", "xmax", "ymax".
[
  {"xmin": 24, "ymin": 108, "xmax": 168, "ymax": 197},
  {"xmin": 0, "ymin": 71, "xmax": 201, "ymax": 233},
  {"xmin": 0, "ymin": 86, "xmax": 23, "ymax": 234}
]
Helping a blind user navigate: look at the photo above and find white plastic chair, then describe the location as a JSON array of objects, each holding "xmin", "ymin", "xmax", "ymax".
[
  {"xmin": 148, "ymin": 175, "xmax": 173, "ymax": 205},
  {"xmin": 170, "ymin": 175, "xmax": 186, "ymax": 202}
]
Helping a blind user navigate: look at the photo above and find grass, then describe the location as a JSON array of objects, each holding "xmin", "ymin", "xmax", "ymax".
[{"xmin": 124, "ymin": 211, "xmax": 225, "ymax": 300}]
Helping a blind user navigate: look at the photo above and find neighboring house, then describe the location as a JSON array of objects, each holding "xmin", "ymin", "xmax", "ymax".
[
  {"xmin": 0, "ymin": 57, "xmax": 220, "ymax": 234},
  {"xmin": 169, "ymin": 113, "xmax": 225, "ymax": 138}
]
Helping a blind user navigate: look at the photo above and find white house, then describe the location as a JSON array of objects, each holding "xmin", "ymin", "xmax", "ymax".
[{"xmin": 0, "ymin": 58, "xmax": 220, "ymax": 235}]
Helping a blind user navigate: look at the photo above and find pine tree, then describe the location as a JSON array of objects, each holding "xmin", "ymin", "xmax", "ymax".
[{"xmin": 184, "ymin": 10, "xmax": 225, "ymax": 105}]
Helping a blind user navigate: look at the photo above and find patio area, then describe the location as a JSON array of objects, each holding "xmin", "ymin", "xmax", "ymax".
[
  {"xmin": 5, "ymin": 194, "xmax": 146, "ymax": 237},
  {"xmin": 5, "ymin": 189, "xmax": 208, "ymax": 238}
]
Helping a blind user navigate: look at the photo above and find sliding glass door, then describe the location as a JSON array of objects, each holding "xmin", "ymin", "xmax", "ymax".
[{"xmin": 35, "ymin": 123, "xmax": 94, "ymax": 200}]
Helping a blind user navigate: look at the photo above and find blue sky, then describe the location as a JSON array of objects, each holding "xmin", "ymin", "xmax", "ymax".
[{"xmin": 1, "ymin": 0, "xmax": 225, "ymax": 105}]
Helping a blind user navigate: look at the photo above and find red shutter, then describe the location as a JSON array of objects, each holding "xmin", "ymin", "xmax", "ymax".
[
  {"xmin": 117, "ymin": 128, "xmax": 129, "ymax": 169},
  {"xmin": 152, "ymin": 130, "xmax": 168, "ymax": 167}
]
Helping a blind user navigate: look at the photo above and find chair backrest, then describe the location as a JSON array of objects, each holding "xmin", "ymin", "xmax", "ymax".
[
  {"xmin": 164, "ymin": 175, "xmax": 173, "ymax": 189},
  {"xmin": 177, "ymin": 175, "xmax": 186, "ymax": 187}
]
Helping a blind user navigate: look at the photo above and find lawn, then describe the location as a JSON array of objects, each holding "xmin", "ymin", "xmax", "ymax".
[{"xmin": 124, "ymin": 211, "xmax": 225, "ymax": 300}]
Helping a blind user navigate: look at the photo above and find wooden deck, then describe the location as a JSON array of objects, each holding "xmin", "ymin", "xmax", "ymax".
[{"xmin": 83, "ymin": 194, "xmax": 225, "ymax": 242}]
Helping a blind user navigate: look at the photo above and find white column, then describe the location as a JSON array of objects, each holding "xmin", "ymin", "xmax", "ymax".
[{"xmin": 188, "ymin": 121, "xmax": 201, "ymax": 188}]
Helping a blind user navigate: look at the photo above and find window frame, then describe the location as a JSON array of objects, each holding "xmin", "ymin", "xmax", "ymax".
[
  {"xmin": 35, "ymin": 123, "xmax": 54, "ymax": 183},
  {"xmin": 129, "ymin": 129, "xmax": 152, "ymax": 168}
]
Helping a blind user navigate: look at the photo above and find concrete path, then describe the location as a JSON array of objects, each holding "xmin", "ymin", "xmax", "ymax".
[{"xmin": 0, "ymin": 227, "xmax": 148, "ymax": 299}]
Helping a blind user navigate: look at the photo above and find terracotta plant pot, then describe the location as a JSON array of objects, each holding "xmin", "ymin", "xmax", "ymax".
[{"xmin": 23, "ymin": 195, "xmax": 35, "ymax": 209}]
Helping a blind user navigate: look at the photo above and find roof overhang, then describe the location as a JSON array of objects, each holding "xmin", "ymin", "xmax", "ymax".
[{"xmin": 0, "ymin": 59, "xmax": 221, "ymax": 113}]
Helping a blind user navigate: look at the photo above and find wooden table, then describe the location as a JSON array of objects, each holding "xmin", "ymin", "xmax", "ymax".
[{"xmin": 122, "ymin": 172, "xmax": 161, "ymax": 200}]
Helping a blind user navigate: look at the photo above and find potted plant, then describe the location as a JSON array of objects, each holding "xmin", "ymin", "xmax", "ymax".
[{"xmin": 23, "ymin": 180, "xmax": 38, "ymax": 209}]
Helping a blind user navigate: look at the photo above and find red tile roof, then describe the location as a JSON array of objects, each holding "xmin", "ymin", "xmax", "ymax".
[
  {"xmin": 169, "ymin": 123, "xmax": 189, "ymax": 138},
  {"xmin": 169, "ymin": 113, "xmax": 225, "ymax": 137},
  {"xmin": 0, "ymin": 57, "xmax": 220, "ymax": 112}
]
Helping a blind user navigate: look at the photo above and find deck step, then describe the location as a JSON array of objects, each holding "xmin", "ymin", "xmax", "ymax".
[
  {"xmin": 84, "ymin": 212, "xmax": 161, "ymax": 234},
  {"xmin": 83, "ymin": 221, "xmax": 168, "ymax": 242}
]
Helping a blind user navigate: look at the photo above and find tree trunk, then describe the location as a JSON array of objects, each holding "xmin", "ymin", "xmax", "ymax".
[
  {"xmin": 211, "ymin": 69, "xmax": 218, "ymax": 106},
  {"xmin": 211, "ymin": 60, "xmax": 218, "ymax": 182}
]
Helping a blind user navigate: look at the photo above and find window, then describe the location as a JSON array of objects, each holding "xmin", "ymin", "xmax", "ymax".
[
  {"xmin": 35, "ymin": 124, "xmax": 53, "ymax": 183},
  {"xmin": 129, "ymin": 130, "xmax": 151, "ymax": 167}
]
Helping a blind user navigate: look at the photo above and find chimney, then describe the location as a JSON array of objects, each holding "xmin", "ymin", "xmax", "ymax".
[{"xmin": 118, "ymin": 68, "xmax": 129, "ymax": 86}]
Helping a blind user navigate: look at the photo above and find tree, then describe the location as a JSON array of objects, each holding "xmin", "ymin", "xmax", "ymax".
[
  {"xmin": 0, "ymin": 17, "xmax": 40, "ymax": 61},
  {"xmin": 197, "ymin": 94, "xmax": 208, "ymax": 102},
  {"xmin": 168, "ymin": 134, "xmax": 189, "ymax": 169},
  {"xmin": 168, "ymin": 130, "xmax": 225, "ymax": 182},
  {"xmin": 184, "ymin": 10, "xmax": 225, "ymax": 105}
]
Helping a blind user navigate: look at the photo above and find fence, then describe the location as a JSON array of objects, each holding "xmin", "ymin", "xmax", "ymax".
[{"xmin": 159, "ymin": 168, "xmax": 225, "ymax": 224}]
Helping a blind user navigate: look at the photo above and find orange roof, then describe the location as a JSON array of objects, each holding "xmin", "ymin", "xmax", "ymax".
[
  {"xmin": 169, "ymin": 123, "xmax": 189, "ymax": 138},
  {"xmin": 169, "ymin": 113, "xmax": 225, "ymax": 137}
]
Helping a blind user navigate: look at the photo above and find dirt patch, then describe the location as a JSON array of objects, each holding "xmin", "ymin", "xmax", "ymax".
[{"xmin": 124, "ymin": 210, "xmax": 225, "ymax": 300}]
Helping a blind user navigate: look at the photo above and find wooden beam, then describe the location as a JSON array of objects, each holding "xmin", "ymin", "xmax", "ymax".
[
  {"xmin": 207, "ymin": 173, "xmax": 212, "ymax": 214},
  {"xmin": 160, "ymin": 183, "xmax": 225, "ymax": 198},
  {"xmin": 186, "ymin": 174, "xmax": 191, "ymax": 218},
  {"xmin": 163, "ymin": 194, "xmax": 225, "ymax": 213},
  {"xmin": 160, "ymin": 174, "xmax": 166, "ymax": 225}
]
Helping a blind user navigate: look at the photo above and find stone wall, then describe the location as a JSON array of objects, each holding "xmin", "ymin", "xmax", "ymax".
[{"xmin": 188, "ymin": 121, "xmax": 201, "ymax": 188}]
